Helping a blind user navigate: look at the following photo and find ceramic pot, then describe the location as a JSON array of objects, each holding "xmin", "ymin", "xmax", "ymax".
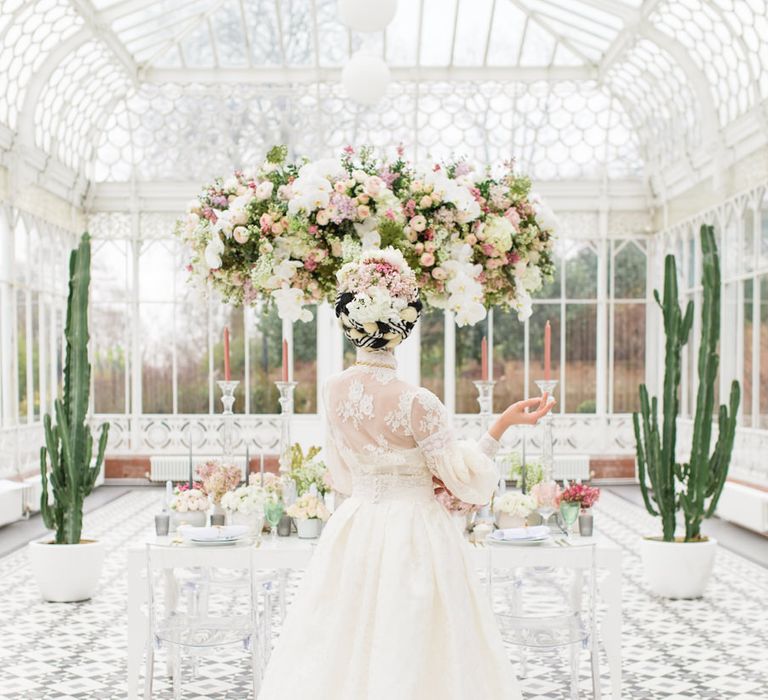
[
  {"xmin": 170, "ymin": 510, "xmax": 206, "ymax": 532},
  {"xmin": 29, "ymin": 538, "xmax": 105, "ymax": 602},
  {"xmin": 641, "ymin": 536, "xmax": 718, "ymax": 599},
  {"xmin": 296, "ymin": 518, "xmax": 322, "ymax": 539}
]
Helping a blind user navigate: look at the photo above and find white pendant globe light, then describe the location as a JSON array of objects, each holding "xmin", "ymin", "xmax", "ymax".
[
  {"xmin": 338, "ymin": 0, "xmax": 397, "ymax": 33},
  {"xmin": 342, "ymin": 52, "xmax": 391, "ymax": 106}
]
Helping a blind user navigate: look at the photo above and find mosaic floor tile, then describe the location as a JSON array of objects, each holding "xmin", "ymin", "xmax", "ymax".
[{"xmin": 0, "ymin": 488, "xmax": 766, "ymax": 699}]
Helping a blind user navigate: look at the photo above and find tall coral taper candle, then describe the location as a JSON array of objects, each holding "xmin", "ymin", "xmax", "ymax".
[
  {"xmin": 282, "ymin": 339, "xmax": 289, "ymax": 382},
  {"xmin": 223, "ymin": 327, "xmax": 231, "ymax": 381},
  {"xmin": 544, "ymin": 320, "xmax": 551, "ymax": 381}
]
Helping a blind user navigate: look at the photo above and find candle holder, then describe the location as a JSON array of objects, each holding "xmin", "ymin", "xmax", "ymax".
[
  {"xmin": 217, "ymin": 380, "xmax": 239, "ymax": 464},
  {"xmin": 275, "ymin": 380, "xmax": 298, "ymax": 474},
  {"xmin": 473, "ymin": 380, "xmax": 497, "ymax": 433},
  {"xmin": 534, "ymin": 379, "xmax": 558, "ymax": 483}
]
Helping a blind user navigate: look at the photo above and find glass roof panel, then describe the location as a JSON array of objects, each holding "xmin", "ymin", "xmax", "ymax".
[
  {"xmin": 419, "ymin": 0, "xmax": 457, "ymax": 67},
  {"xmin": 452, "ymin": 0, "xmax": 495, "ymax": 66}
]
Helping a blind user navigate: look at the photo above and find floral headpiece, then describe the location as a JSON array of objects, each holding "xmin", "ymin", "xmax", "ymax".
[{"xmin": 334, "ymin": 247, "xmax": 422, "ymax": 350}]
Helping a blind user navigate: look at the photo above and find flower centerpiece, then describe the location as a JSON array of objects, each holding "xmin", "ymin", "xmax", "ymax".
[
  {"xmin": 559, "ymin": 481, "xmax": 601, "ymax": 536},
  {"xmin": 220, "ymin": 474, "xmax": 267, "ymax": 534},
  {"xmin": 196, "ymin": 460, "xmax": 242, "ymax": 508},
  {"xmin": 560, "ymin": 482, "xmax": 601, "ymax": 511},
  {"xmin": 288, "ymin": 443, "xmax": 330, "ymax": 496},
  {"xmin": 286, "ymin": 493, "xmax": 330, "ymax": 539},
  {"xmin": 169, "ymin": 484, "xmax": 209, "ymax": 529},
  {"xmin": 493, "ymin": 492, "xmax": 538, "ymax": 529},
  {"xmin": 176, "ymin": 146, "xmax": 556, "ymax": 328}
]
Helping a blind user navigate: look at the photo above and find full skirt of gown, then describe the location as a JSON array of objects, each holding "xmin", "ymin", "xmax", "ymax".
[{"xmin": 257, "ymin": 485, "xmax": 521, "ymax": 700}]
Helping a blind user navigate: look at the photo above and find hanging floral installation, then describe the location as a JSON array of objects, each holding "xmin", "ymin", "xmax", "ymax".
[{"xmin": 175, "ymin": 145, "xmax": 557, "ymax": 326}]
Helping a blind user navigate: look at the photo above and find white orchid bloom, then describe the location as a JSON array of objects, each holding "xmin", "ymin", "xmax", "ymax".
[
  {"xmin": 204, "ymin": 234, "xmax": 225, "ymax": 270},
  {"xmin": 533, "ymin": 197, "xmax": 559, "ymax": 232},
  {"xmin": 272, "ymin": 287, "xmax": 313, "ymax": 323},
  {"xmin": 354, "ymin": 217, "xmax": 381, "ymax": 250}
]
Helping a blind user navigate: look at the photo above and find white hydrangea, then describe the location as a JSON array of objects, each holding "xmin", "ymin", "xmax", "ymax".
[
  {"xmin": 515, "ymin": 262, "xmax": 543, "ymax": 293},
  {"xmin": 483, "ymin": 214, "xmax": 514, "ymax": 253}
]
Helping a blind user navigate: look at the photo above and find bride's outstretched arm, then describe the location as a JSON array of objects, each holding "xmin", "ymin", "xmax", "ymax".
[{"xmin": 487, "ymin": 393, "xmax": 554, "ymax": 442}]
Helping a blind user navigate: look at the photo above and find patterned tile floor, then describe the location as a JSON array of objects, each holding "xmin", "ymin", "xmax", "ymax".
[{"xmin": 0, "ymin": 488, "xmax": 766, "ymax": 699}]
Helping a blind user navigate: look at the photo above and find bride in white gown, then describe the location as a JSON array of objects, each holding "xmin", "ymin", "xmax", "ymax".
[{"xmin": 258, "ymin": 249, "xmax": 552, "ymax": 700}]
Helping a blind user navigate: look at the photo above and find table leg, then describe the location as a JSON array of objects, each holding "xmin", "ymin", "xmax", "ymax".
[
  {"xmin": 164, "ymin": 569, "xmax": 178, "ymax": 678},
  {"xmin": 601, "ymin": 558, "xmax": 622, "ymax": 698},
  {"xmin": 126, "ymin": 550, "xmax": 145, "ymax": 700}
]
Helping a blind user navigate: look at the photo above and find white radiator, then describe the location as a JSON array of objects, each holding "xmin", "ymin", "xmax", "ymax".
[
  {"xmin": 150, "ymin": 456, "xmax": 247, "ymax": 483},
  {"xmin": 716, "ymin": 482, "xmax": 768, "ymax": 534},
  {"xmin": 0, "ymin": 480, "xmax": 25, "ymax": 527},
  {"xmin": 524, "ymin": 454, "xmax": 591, "ymax": 481}
]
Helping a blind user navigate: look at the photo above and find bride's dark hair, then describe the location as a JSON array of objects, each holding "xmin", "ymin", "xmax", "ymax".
[{"xmin": 334, "ymin": 292, "xmax": 423, "ymax": 350}]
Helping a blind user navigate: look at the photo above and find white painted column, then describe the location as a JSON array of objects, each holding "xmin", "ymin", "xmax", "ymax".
[
  {"xmin": 0, "ymin": 207, "xmax": 15, "ymax": 427},
  {"xmin": 751, "ymin": 202, "xmax": 761, "ymax": 428},
  {"xmin": 130, "ymin": 219, "xmax": 142, "ymax": 451}
]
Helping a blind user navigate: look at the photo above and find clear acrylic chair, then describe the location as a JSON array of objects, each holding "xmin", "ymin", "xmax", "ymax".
[
  {"xmin": 493, "ymin": 544, "xmax": 601, "ymax": 699},
  {"xmin": 143, "ymin": 543, "xmax": 262, "ymax": 699}
]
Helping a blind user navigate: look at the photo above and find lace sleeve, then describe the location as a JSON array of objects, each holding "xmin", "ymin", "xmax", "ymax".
[
  {"xmin": 322, "ymin": 382, "xmax": 353, "ymax": 496},
  {"xmin": 410, "ymin": 388, "xmax": 499, "ymax": 505}
]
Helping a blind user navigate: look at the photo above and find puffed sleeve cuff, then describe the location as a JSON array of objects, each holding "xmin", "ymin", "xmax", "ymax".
[{"xmin": 478, "ymin": 432, "xmax": 500, "ymax": 459}]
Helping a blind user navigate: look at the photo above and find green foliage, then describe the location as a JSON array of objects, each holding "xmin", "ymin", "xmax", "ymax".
[
  {"xmin": 266, "ymin": 144, "xmax": 288, "ymax": 164},
  {"xmin": 288, "ymin": 443, "xmax": 327, "ymax": 496},
  {"xmin": 633, "ymin": 225, "xmax": 739, "ymax": 542},
  {"xmin": 503, "ymin": 452, "xmax": 544, "ymax": 488},
  {"xmin": 39, "ymin": 234, "xmax": 110, "ymax": 544}
]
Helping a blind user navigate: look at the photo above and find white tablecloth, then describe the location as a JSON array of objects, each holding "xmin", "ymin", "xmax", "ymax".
[{"xmin": 127, "ymin": 535, "xmax": 621, "ymax": 698}]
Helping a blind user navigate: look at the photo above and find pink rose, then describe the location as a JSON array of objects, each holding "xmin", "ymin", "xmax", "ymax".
[
  {"xmin": 233, "ymin": 226, "xmax": 249, "ymax": 244},
  {"xmin": 419, "ymin": 252, "xmax": 435, "ymax": 267}
]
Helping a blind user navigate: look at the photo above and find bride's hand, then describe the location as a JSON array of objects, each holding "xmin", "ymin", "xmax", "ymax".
[{"xmin": 489, "ymin": 393, "xmax": 555, "ymax": 440}]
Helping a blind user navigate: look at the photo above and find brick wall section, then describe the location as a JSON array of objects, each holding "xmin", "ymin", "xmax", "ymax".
[
  {"xmin": 589, "ymin": 456, "xmax": 636, "ymax": 480},
  {"xmin": 104, "ymin": 455, "xmax": 283, "ymax": 479}
]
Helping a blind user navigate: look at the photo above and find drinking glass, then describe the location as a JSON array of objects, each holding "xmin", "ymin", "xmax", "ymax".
[
  {"xmin": 559, "ymin": 501, "xmax": 580, "ymax": 535},
  {"xmin": 535, "ymin": 480, "xmax": 559, "ymax": 528},
  {"xmin": 264, "ymin": 499, "xmax": 284, "ymax": 547}
]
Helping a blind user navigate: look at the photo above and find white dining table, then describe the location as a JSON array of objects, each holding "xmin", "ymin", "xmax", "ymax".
[{"xmin": 126, "ymin": 534, "xmax": 621, "ymax": 698}]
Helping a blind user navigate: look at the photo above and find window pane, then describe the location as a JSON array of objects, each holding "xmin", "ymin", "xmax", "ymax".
[
  {"xmin": 614, "ymin": 241, "xmax": 646, "ymax": 299},
  {"xmin": 17, "ymin": 291, "xmax": 27, "ymax": 422},
  {"xmin": 613, "ymin": 303, "xmax": 645, "ymax": 412},
  {"xmin": 249, "ymin": 303, "xmax": 282, "ymax": 414},
  {"xmin": 529, "ymin": 306, "xmax": 561, "ymax": 407},
  {"xmin": 420, "ymin": 309, "xmax": 444, "ymax": 401},
  {"xmin": 760, "ymin": 275, "xmax": 768, "ymax": 428},
  {"xmin": 455, "ymin": 320, "xmax": 486, "ymax": 413},
  {"xmin": 141, "ymin": 303, "xmax": 173, "ymax": 413},
  {"xmin": 92, "ymin": 303, "xmax": 128, "ymax": 413},
  {"xmin": 176, "ymin": 295, "xmax": 210, "ymax": 414},
  {"xmin": 493, "ymin": 308, "xmax": 524, "ymax": 412},
  {"xmin": 565, "ymin": 246, "xmax": 597, "ymax": 299},
  {"xmin": 295, "ymin": 306, "xmax": 317, "ymax": 414},
  {"xmin": 743, "ymin": 278, "xmax": 753, "ymax": 426},
  {"xmin": 31, "ymin": 291, "xmax": 40, "ymax": 420},
  {"xmin": 342, "ymin": 334, "xmax": 356, "ymax": 369},
  {"xmin": 565, "ymin": 303, "xmax": 596, "ymax": 412},
  {"xmin": 743, "ymin": 208, "xmax": 754, "ymax": 274}
]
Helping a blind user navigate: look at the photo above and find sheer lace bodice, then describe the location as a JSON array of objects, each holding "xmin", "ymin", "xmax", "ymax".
[{"xmin": 323, "ymin": 348, "xmax": 500, "ymax": 505}]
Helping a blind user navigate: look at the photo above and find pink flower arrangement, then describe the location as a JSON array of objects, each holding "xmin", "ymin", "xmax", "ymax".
[
  {"xmin": 560, "ymin": 483, "xmax": 601, "ymax": 509},
  {"xmin": 530, "ymin": 481, "xmax": 562, "ymax": 508},
  {"xmin": 196, "ymin": 460, "xmax": 242, "ymax": 505},
  {"xmin": 433, "ymin": 479, "xmax": 479, "ymax": 516}
]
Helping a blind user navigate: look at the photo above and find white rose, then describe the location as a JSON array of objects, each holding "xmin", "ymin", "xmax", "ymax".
[{"xmin": 255, "ymin": 181, "xmax": 274, "ymax": 200}]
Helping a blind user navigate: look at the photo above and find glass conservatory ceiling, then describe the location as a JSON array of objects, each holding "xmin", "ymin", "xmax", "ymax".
[{"xmin": 1, "ymin": 0, "xmax": 767, "ymax": 193}]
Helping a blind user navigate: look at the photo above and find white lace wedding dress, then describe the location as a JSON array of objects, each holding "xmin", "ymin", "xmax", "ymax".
[{"xmin": 257, "ymin": 348, "xmax": 520, "ymax": 700}]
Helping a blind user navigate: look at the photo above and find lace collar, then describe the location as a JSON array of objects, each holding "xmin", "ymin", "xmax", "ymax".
[{"xmin": 355, "ymin": 348, "xmax": 397, "ymax": 370}]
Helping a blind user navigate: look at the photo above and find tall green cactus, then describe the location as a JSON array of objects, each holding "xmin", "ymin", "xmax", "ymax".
[
  {"xmin": 39, "ymin": 233, "xmax": 109, "ymax": 544},
  {"xmin": 633, "ymin": 224, "xmax": 739, "ymax": 542}
]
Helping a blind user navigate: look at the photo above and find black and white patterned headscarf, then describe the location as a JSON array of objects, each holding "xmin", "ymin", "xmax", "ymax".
[{"xmin": 334, "ymin": 291, "xmax": 422, "ymax": 349}]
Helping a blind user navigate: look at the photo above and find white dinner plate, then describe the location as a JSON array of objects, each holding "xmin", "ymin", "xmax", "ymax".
[
  {"xmin": 187, "ymin": 537, "xmax": 246, "ymax": 546},
  {"xmin": 178, "ymin": 525, "xmax": 249, "ymax": 542},
  {"xmin": 488, "ymin": 535, "xmax": 551, "ymax": 546}
]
